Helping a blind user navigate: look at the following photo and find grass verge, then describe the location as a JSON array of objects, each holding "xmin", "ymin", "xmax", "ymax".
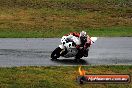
[
  {"xmin": 0, "ymin": 26, "xmax": 132, "ymax": 38},
  {"xmin": 0, "ymin": 65, "xmax": 131, "ymax": 88}
]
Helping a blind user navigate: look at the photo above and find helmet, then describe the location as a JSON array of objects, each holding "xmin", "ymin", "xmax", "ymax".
[
  {"xmin": 80, "ymin": 31, "xmax": 87, "ymax": 37},
  {"xmin": 80, "ymin": 31, "xmax": 87, "ymax": 45}
]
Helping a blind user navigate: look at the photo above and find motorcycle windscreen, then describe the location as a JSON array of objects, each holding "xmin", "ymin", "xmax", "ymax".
[{"xmin": 90, "ymin": 37, "xmax": 98, "ymax": 44}]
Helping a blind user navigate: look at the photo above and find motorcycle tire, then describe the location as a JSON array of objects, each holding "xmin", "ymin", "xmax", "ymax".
[
  {"xmin": 51, "ymin": 47, "xmax": 61, "ymax": 60},
  {"xmin": 75, "ymin": 56, "xmax": 81, "ymax": 62},
  {"xmin": 74, "ymin": 49, "xmax": 83, "ymax": 62}
]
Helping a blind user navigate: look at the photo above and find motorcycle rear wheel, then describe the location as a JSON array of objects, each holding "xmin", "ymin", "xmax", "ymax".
[{"xmin": 51, "ymin": 47, "xmax": 61, "ymax": 60}]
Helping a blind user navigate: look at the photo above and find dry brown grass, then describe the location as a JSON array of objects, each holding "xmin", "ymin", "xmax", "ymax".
[
  {"xmin": 0, "ymin": 0, "xmax": 131, "ymax": 37},
  {"xmin": 0, "ymin": 0, "xmax": 132, "ymax": 30}
]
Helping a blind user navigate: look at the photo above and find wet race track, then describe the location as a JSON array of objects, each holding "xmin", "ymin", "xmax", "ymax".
[{"xmin": 0, "ymin": 38, "xmax": 132, "ymax": 67}]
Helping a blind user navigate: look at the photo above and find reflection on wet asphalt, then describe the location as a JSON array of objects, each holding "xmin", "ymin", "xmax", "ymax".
[
  {"xmin": 0, "ymin": 49, "xmax": 50, "ymax": 58},
  {"xmin": 0, "ymin": 38, "xmax": 131, "ymax": 67}
]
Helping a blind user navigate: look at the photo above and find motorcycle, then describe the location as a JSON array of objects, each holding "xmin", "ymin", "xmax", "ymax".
[{"xmin": 51, "ymin": 35, "xmax": 97, "ymax": 61}]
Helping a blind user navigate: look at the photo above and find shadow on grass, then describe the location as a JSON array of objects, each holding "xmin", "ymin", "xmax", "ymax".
[{"xmin": 52, "ymin": 58, "xmax": 89, "ymax": 65}]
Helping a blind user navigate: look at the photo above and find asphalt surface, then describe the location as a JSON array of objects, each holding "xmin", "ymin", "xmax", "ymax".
[{"xmin": 0, "ymin": 38, "xmax": 132, "ymax": 67}]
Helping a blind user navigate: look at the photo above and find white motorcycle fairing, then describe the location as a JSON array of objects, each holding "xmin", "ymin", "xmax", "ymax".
[
  {"xmin": 60, "ymin": 35, "xmax": 81, "ymax": 49},
  {"xmin": 59, "ymin": 41, "xmax": 78, "ymax": 58}
]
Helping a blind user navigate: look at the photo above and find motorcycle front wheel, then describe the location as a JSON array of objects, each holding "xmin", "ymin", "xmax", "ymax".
[
  {"xmin": 74, "ymin": 49, "xmax": 83, "ymax": 62},
  {"xmin": 51, "ymin": 47, "xmax": 62, "ymax": 60}
]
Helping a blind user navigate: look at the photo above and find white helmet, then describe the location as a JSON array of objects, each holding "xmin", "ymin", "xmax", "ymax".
[
  {"xmin": 80, "ymin": 31, "xmax": 87, "ymax": 45},
  {"xmin": 80, "ymin": 31, "xmax": 87, "ymax": 37}
]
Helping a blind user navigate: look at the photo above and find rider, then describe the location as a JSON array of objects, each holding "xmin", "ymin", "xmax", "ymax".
[{"xmin": 64, "ymin": 31, "xmax": 91, "ymax": 57}]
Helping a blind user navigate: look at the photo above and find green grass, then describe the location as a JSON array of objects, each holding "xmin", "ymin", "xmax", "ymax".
[
  {"xmin": 0, "ymin": 26, "xmax": 131, "ymax": 38},
  {"xmin": 0, "ymin": 0, "xmax": 132, "ymax": 37},
  {"xmin": 0, "ymin": 65, "xmax": 131, "ymax": 88}
]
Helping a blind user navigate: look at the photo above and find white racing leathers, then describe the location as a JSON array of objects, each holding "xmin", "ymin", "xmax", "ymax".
[{"xmin": 59, "ymin": 34, "xmax": 81, "ymax": 49}]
